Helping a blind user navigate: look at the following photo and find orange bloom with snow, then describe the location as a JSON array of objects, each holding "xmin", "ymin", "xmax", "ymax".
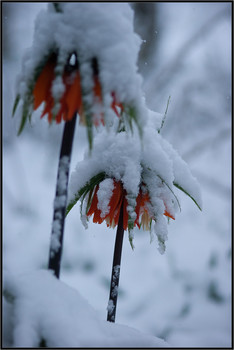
[
  {"xmin": 32, "ymin": 54, "xmax": 123, "ymax": 125},
  {"xmin": 87, "ymin": 180, "xmax": 174, "ymax": 231}
]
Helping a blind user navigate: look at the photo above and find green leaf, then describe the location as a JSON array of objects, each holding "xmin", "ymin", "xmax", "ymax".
[
  {"xmin": 17, "ymin": 99, "xmax": 32, "ymax": 135},
  {"xmin": 173, "ymin": 182, "xmax": 202, "ymax": 211},
  {"xmin": 12, "ymin": 94, "xmax": 20, "ymax": 117},
  {"xmin": 128, "ymin": 229, "xmax": 135, "ymax": 250},
  {"xmin": 14, "ymin": 51, "xmax": 58, "ymax": 135},
  {"xmin": 156, "ymin": 174, "xmax": 181, "ymax": 212},
  {"xmin": 86, "ymin": 113, "xmax": 93, "ymax": 151},
  {"xmin": 66, "ymin": 172, "xmax": 106, "ymax": 216},
  {"xmin": 124, "ymin": 104, "xmax": 143, "ymax": 139},
  {"xmin": 158, "ymin": 95, "xmax": 171, "ymax": 133}
]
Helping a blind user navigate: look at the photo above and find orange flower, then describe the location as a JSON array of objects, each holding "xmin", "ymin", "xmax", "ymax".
[
  {"xmin": 86, "ymin": 180, "xmax": 174, "ymax": 231},
  {"xmin": 32, "ymin": 55, "xmax": 123, "ymax": 125}
]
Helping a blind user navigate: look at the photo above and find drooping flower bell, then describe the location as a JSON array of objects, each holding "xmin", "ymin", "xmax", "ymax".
[
  {"xmin": 12, "ymin": 3, "xmax": 145, "ymax": 148},
  {"xmin": 12, "ymin": 50, "xmax": 123, "ymax": 145},
  {"xmin": 32, "ymin": 53, "xmax": 123, "ymax": 125},
  {"xmin": 66, "ymin": 168, "xmax": 177, "ymax": 252},
  {"xmin": 66, "ymin": 113, "xmax": 202, "ymax": 253},
  {"xmin": 86, "ymin": 179, "xmax": 175, "ymax": 232}
]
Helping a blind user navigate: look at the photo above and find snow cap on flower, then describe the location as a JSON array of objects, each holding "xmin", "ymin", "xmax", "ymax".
[
  {"xmin": 12, "ymin": 3, "xmax": 146, "ymax": 148},
  {"xmin": 67, "ymin": 110, "xmax": 202, "ymax": 253}
]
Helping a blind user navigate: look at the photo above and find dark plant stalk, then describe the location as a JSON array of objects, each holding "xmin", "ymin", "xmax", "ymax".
[
  {"xmin": 107, "ymin": 200, "xmax": 125, "ymax": 322},
  {"xmin": 48, "ymin": 115, "xmax": 77, "ymax": 278}
]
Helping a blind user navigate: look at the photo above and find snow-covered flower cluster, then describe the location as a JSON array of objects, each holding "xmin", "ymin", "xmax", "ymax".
[
  {"xmin": 12, "ymin": 1, "xmax": 202, "ymax": 254},
  {"xmin": 7, "ymin": 3, "xmax": 204, "ymax": 347},
  {"xmin": 67, "ymin": 111, "xmax": 202, "ymax": 253},
  {"xmin": 12, "ymin": 3, "xmax": 145, "ymax": 147}
]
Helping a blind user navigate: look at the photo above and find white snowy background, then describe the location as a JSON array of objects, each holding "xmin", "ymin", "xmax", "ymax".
[{"xmin": 3, "ymin": 2, "xmax": 231, "ymax": 348}]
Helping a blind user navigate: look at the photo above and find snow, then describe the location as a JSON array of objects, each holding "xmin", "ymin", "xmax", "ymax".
[
  {"xmin": 158, "ymin": 136, "xmax": 202, "ymax": 210},
  {"xmin": 97, "ymin": 178, "xmax": 115, "ymax": 218},
  {"xmin": 68, "ymin": 129, "xmax": 142, "ymax": 202},
  {"xmin": 3, "ymin": 270, "xmax": 168, "ymax": 348},
  {"xmin": 51, "ymin": 75, "xmax": 65, "ymax": 105}
]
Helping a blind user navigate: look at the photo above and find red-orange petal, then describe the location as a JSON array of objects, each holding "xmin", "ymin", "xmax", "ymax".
[
  {"xmin": 64, "ymin": 72, "xmax": 82, "ymax": 121},
  {"xmin": 93, "ymin": 76, "xmax": 102, "ymax": 103},
  {"xmin": 40, "ymin": 93, "xmax": 53, "ymax": 121},
  {"xmin": 86, "ymin": 185, "xmax": 103, "ymax": 224},
  {"xmin": 164, "ymin": 210, "xmax": 175, "ymax": 220},
  {"xmin": 93, "ymin": 207, "xmax": 103, "ymax": 224},
  {"xmin": 33, "ymin": 61, "xmax": 55, "ymax": 110},
  {"xmin": 111, "ymin": 92, "xmax": 123, "ymax": 118},
  {"xmin": 107, "ymin": 182, "xmax": 123, "ymax": 226}
]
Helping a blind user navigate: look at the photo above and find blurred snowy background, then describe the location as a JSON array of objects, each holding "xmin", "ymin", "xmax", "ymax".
[{"xmin": 3, "ymin": 2, "xmax": 231, "ymax": 347}]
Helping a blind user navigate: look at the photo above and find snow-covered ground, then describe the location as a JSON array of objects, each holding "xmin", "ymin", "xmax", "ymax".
[{"xmin": 3, "ymin": 2, "xmax": 231, "ymax": 348}]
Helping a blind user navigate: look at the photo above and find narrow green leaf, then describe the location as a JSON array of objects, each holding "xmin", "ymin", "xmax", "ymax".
[
  {"xmin": 66, "ymin": 198, "xmax": 79, "ymax": 216},
  {"xmin": 66, "ymin": 172, "xmax": 106, "ymax": 216},
  {"xmin": 12, "ymin": 94, "xmax": 20, "ymax": 117},
  {"xmin": 128, "ymin": 229, "xmax": 135, "ymax": 250},
  {"xmin": 156, "ymin": 174, "xmax": 181, "ymax": 212},
  {"xmin": 86, "ymin": 118, "xmax": 93, "ymax": 151},
  {"xmin": 125, "ymin": 105, "xmax": 143, "ymax": 139},
  {"xmin": 173, "ymin": 182, "xmax": 202, "ymax": 211},
  {"xmin": 158, "ymin": 95, "xmax": 171, "ymax": 133},
  {"xmin": 17, "ymin": 100, "xmax": 31, "ymax": 135},
  {"xmin": 86, "ymin": 186, "xmax": 95, "ymax": 214}
]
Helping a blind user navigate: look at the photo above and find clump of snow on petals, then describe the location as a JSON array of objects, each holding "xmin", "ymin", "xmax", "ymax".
[{"xmin": 97, "ymin": 179, "xmax": 115, "ymax": 218}]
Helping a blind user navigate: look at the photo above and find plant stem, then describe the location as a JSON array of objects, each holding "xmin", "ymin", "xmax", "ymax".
[
  {"xmin": 48, "ymin": 115, "xmax": 77, "ymax": 278},
  {"xmin": 107, "ymin": 200, "xmax": 125, "ymax": 322}
]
